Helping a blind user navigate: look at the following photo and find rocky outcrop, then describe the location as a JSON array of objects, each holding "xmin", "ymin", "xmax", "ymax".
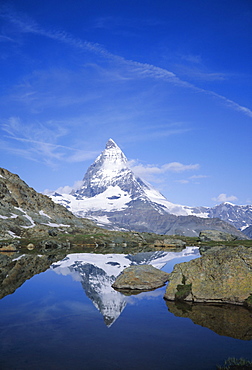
[
  {"xmin": 153, "ymin": 238, "xmax": 186, "ymax": 248},
  {"xmin": 0, "ymin": 167, "xmax": 97, "ymax": 239},
  {"xmin": 112, "ymin": 264, "xmax": 169, "ymax": 291},
  {"xmin": 166, "ymin": 301, "xmax": 252, "ymax": 340},
  {"xmin": 164, "ymin": 245, "xmax": 252, "ymax": 305},
  {"xmin": 199, "ymin": 230, "xmax": 238, "ymax": 242}
]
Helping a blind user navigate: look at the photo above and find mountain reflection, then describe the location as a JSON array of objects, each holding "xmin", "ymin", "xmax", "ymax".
[
  {"xmin": 166, "ymin": 301, "xmax": 252, "ymax": 341},
  {"xmin": 51, "ymin": 247, "xmax": 199, "ymax": 326},
  {"xmin": 0, "ymin": 252, "xmax": 66, "ymax": 300}
]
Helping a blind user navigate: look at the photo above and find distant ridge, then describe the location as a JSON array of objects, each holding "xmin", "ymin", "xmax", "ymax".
[{"xmin": 49, "ymin": 139, "xmax": 249, "ymax": 238}]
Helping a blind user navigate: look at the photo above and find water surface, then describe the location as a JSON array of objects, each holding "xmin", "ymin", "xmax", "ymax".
[{"xmin": 0, "ymin": 247, "xmax": 251, "ymax": 370}]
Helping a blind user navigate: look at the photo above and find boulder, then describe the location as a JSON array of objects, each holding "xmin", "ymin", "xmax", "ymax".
[
  {"xmin": 164, "ymin": 245, "xmax": 252, "ymax": 305},
  {"xmin": 199, "ymin": 230, "xmax": 237, "ymax": 242},
  {"xmin": 112, "ymin": 264, "xmax": 169, "ymax": 291},
  {"xmin": 154, "ymin": 238, "xmax": 186, "ymax": 248}
]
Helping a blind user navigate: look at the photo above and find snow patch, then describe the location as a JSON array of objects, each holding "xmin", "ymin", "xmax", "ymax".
[
  {"xmin": 53, "ymin": 185, "xmax": 132, "ymax": 215},
  {"xmin": 240, "ymin": 224, "xmax": 249, "ymax": 231},
  {"xmin": 39, "ymin": 210, "xmax": 51, "ymax": 219},
  {"xmin": 21, "ymin": 213, "xmax": 36, "ymax": 228},
  {"xmin": 42, "ymin": 222, "xmax": 70, "ymax": 227},
  {"xmin": 7, "ymin": 230, "xmax": 21, "ymax": 238}
]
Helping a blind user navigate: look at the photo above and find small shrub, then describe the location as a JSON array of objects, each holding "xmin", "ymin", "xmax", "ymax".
[
  {"xmin": 244, "ymin": 294, "xmax": 252, "ymax": 309},
  {"xmin": 175, "ymin": 283, "xmax": 192, "ymax": 301},
  {"xmin": 217, "ymin": 357, "xmax": 252, "ymax": 369}
]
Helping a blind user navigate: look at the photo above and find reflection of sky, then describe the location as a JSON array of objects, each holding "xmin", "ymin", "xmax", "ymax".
[{"xmin": 0, "ymin": 251, "xmax": 252, "ymax": 370}]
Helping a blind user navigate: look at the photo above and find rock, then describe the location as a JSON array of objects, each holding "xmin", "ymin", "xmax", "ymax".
[
  {"xmin": 154, "ymin": 238, "xmax": 186, "ymax": 248},
  {"xmin": 48, "ymin": 229, "xmax": 58, "ymax": 237},
  {"xmin": 112, "ymin": 264, "xmax": 169, "ymax": 291},
  {"xmin": 244, "ymin": 294, "xmax": 252, "ymax": 309},
  {"xmin": 164, "ymin": 245, "xmax": 252, "ymax": 305},
  {"xmin": 39, "ymin": 239, "xmax": 71, "ymax": 250},
  {"xmin": 0, "ymin": 167, "xmax": 97, "ymax": 240},
  {"xmin": 199, "ymin": 229, "xmax": 238, "ymax": 242},
  {"xmin": 166, "ymin": 301, "xmax": 252, "ymax": 340},
  {"xmin": 0, "ymin": 244, "xmax": 17, "ymax": 252}
]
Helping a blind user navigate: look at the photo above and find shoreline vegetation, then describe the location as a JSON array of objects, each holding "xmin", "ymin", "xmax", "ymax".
[{"xmin": 0, "ymin": 230, "xmax": 252, "ymax": 254}]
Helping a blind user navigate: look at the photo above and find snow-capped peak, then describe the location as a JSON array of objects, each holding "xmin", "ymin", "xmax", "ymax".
[
  {"xmin": 50, "ymin": 139, "xmax": 211, "ymax": 227},
  {"xmin": 105, "ymin": 138, "xmax": 119, "ymax": 149},
  {"xmin": 74, "ymin": 139, "xmax": 132, "ymax": 198},
  {"xmin": 95, "ymin": 138, "xmax": 128, "ymax": 171}
]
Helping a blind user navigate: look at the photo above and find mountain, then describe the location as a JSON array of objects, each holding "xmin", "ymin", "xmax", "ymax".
[
  {"xmin": 207, "ymin": 202, "xmax": 252, "ymax": 231},
  {"xmin": 0, "ymin": 167, "xmax": 96, "ymax": 240},
  {"xmin": 51, "ymin": 247, "xmax": 199, "ymax": 326},
  {"xmin": 49, "ymin": 139, "xmax": 247, "ymax": 238}
]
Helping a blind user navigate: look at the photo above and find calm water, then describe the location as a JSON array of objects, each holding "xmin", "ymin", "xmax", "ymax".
[{"xmin": 0, "ymin": 247, "xmax": 251, "ymax": 370}]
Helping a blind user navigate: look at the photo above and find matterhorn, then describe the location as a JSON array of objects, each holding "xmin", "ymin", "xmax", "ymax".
[{"xmin": 50, "ymin": 139, "xmax": 249, "ymax": 237}]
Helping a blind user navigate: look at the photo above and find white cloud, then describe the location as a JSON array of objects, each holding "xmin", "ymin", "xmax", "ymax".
[
  {"xmin": 212, "ymin": 193, "xmax": 238, "ymax": 203},
  {"xmin": 176, "ymin": 179, "xmax": 190, "ymax": 184},
  {"xmin": 162, "ymin": 162, "xmax": 200, "ymax": 172},
  {"xmin": 174, "ymin": 64, "xmax": 227, "ymax": 82},
  {"xmin": 1, "ymin": 116, "xmax": 98, "ymax": 166},
  {"xmin": 44, "ymin": 180, "xmax": 84, "ymax": 195},
  {"xmin": 130, "ymin": 160, "xmax": 199, "ymax": 181},
  {"xmin": 189, "ymin": 175, "xmax": 209, "ymax": 179}
]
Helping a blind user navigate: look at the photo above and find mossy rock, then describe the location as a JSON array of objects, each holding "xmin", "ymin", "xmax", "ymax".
[
  {"xmin": 175, "ymin": 283, "xmax": 192, "ymax": 301},
  {"xmin": 244, "ymin": 294, "xmax": 252, "ymax": 309}
]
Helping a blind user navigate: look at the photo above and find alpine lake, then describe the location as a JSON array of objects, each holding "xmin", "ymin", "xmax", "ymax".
[{"xmin": 0, "ymin": 243, "xmax": 252, "ymax": 370}]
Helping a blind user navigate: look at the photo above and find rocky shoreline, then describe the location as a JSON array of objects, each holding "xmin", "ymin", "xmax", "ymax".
[
  {"xmin": 164, "ymin": 244, "xmax": 252, "ymax": 307},
  {"xmin": 109, "ymin": 242, "xmax": 252, "ymax": 310}
]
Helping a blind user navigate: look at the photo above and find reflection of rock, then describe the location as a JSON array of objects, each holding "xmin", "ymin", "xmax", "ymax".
[
  {"xmin": 0, "ymin": 243, "xmax": 17, "ymax": 252},
  {"xmin": 112, "ymin": 264, "xmax": 169, "ymax": 291},
  {"xmin": 0, "ymin": 253, "xmax": 65, "ymax": 299},
  {"xmin": 51, "ymin": 248, "xmax": 199, "ymax": 326},
  {"xmin": 166, "ymin": 301, "xmax": 252, "ymax": 341},
  {"xmin": 164, "ymin": 245, "xmax": 252, "ymax": 305}
]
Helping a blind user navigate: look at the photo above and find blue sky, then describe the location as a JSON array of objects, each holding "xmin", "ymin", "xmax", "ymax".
[{"xmin": 0, "ymin": 0, "xmax": 251, "ymax": 207}]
